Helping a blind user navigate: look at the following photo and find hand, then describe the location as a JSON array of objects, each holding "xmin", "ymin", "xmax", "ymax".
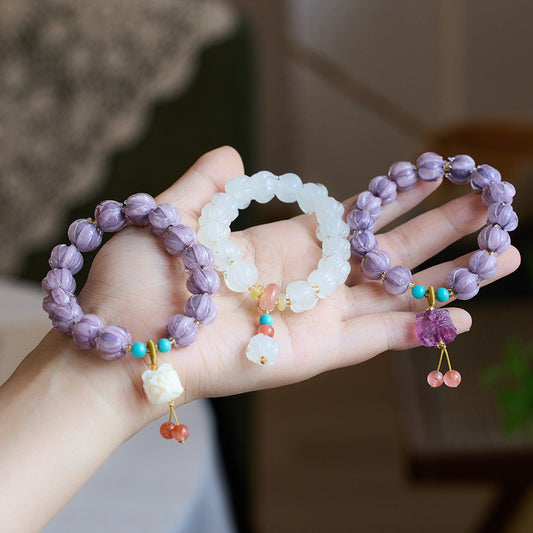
[
  {"xmin": 2, "ymin": 146, "xmax": 520, "ymax": 532},
  {"xmin": 73, "ymin": 146, "xmax": 520, "ymax": 427}
]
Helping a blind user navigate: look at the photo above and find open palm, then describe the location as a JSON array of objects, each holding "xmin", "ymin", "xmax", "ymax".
[{"xmin": 76, "ymin": 146, "xmax": 520, "ymax": 426}]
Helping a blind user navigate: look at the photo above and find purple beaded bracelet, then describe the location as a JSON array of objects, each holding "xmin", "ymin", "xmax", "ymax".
[
  {"xmin": 42, "ymin": 193, "xmax": 220, "ymax": 443},
  {"xmin": 347, "ymin": 152, "xmax": 518, "ymax": 388}
]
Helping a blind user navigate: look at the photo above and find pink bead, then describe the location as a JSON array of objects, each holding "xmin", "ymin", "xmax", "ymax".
[
  {"xmin": 444, "ymin": 370, "xmax": 462, "ymax": 387},
  {"xmin": 257, "ymin": 324, "xmax": 275, "ymax": 337},
  {"xmin": 427, "ymin": 371, "xmax": 444, "ymax": 388},
  {"xmin": 259, "ymin": 283, "xmax": 280, "ymax": 311}
]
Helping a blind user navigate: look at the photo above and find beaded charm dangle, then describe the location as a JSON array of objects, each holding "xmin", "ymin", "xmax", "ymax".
[
  {"xmin": 247, "ymin": 283, "xmax": 283, "ymax": 365},
  {"xmin": 413, "ymin": 286, "xmax": 460, "ymax": 387}
]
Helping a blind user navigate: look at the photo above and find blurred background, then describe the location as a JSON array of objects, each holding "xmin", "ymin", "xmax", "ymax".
[{"xmin": 1, "ymin": 1, "xmax": 533, "ymax": 532}]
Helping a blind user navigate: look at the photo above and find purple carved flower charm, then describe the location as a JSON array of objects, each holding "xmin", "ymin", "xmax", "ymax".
[{"xmin": 416, "ymin": 308, "xmax": 457, "ymax": 347}]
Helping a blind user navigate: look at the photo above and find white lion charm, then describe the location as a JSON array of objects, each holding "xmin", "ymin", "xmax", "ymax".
[{"xmin": 142, "ymin": 363, "xmax": 184, "ymax": 405}]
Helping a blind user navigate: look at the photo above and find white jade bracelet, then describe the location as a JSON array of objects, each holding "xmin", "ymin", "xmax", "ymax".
[{"xmin": 198, "ymin": 171, "xmax": 349, "ymax": 365}]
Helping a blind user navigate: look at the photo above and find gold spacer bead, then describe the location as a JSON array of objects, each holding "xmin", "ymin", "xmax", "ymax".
[
  {"xmin": 443, "ymin": 161, "xmax": 451, "ymax": 173},
  {"xmin": 125, "ymin": 344, "xmax": 132, "ymax": 352},
  {"xmin": 380, "ymin": 272, "xmax": 387, "ymax": 281},
  {"xmin": 408, "ymin": 282, "xmax": 415, "ymax": 289},
  {"xmin": 168, "ymin": 337, "xmax": 176, "ymax": 345},
  {"xmin": 312, "ymin": 285, "xmax": 320, "ymax": 295},
  {"xmin": 259, "ymin": 356, "xmax": 268, "ymax": 365},
  {"xmin": 193, "ymin": 319, "xmax": 200, "ymax": 327}
]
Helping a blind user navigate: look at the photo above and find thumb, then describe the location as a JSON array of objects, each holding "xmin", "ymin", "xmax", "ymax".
[{"xmin": 156, "ymin": 146, "xmax": 245, "ymax": 222}]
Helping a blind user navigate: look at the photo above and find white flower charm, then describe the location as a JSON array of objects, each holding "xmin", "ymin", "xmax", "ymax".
[
  {"xmin": 142, "ymin": 363, "xmax": 184, "ymax": 405},
  {"xmin": 245, "ymin": 334, "xmax": 280, "ymax": 365}
]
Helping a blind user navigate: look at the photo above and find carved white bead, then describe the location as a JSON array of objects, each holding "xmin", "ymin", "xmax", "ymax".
[
  {"xmin": 251, "ymin": 171, "xmax": 278, "ymax": 204},
  {"xmin": 286, "ymin": 280, "xmax": 318, "ymax": 313},
  {"xmin": 276, "ymin": 173, "xmax": 303, "ymax": 203},
  {"xmin": 315, "ymin": 197, "xmax": 345, "ymax": 224},
  {"xmin": 142, "ymin": 363, "xmax": 184, "ymax": 405},
  {"xmin": 211, "ymin": 192, "xmax": 239, "ymax": 211},
  {"xmin": 224, "ymin": 259, "xmax": 258, "ymax": 292},
  {"xmin": 318, "ymin": 254, "xmax": 351, "ymax": 284},
  {"xmin": 211, "ymin": 239, "xmax": 243, "ymax": 271},
  {"xmin": 245, "ymin": 333, "xmax": 280, "ymax": 365},
  {"xmin": 225, "ymin": 175, "xmax": 254, "ymax": 209},
  {"xmin": 297, "ymin": 182, "xmax": 328, "ymax": 214},
  {"xmin": 316, "ymin": 218, "xmax": 350, "ymax": 241},
  {"xmin": 322, "ymin": 236, "xmax": 351, "ymax": 261},
  {"xmin": 200, "ymin": 203, "xmax": 238, "ymax": 225},
  {"xmin": 197, "ymin": 220, "xmax": 231, "ymax": 247},
  {"xmin": 307, "ymin": 269, "xmax": 338, "ymax": 299}
]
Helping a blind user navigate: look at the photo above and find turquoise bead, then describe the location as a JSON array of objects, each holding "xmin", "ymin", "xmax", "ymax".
[
  {"xmin": 259, "ymin": 314, "xmax": 273, "ymax": 326},
  {"xmin": 158, "ymin": 338, "xmax": 172, "ymax": 353},
  {"xmin": 411, "ymin": 284, "xmax": 426, "ymax": 299},
  {"xmin": 131, "ymin": 342, "xmax": 147, "ymax": 358},
  {"xmin": 435, "ymin": 287, "xmax": 450, "ymax": 302}
]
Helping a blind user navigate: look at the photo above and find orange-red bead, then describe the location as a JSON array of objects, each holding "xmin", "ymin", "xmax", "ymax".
[
  {"xmin": 160, "ymin": 422, "xmax": 176, "ymax": 439},
  {"xmin": 257, "ymin": 324, "xmax": 274, "ymax": 337},
  {"xmin": 259, "ymin": 283, "xmax": 280, "ymax": 311},
  {"xmin": 171, "ymin": 424, "xmax": 190, "ymax": 443}
]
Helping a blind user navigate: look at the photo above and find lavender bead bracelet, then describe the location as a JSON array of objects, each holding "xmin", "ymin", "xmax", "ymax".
[
  {"xmin": 42, "ymin": 193, "xmax": 220, "ymax": 443},
  {"xmin": 347, "ymin": 152, "xmax": 518, "ymax": 388}
]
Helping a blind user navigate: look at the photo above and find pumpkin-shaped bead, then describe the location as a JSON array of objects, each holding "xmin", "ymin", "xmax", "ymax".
[
  {"xmin": 123, "ymin": 193, "xmax": 156, "ymax": 226},
  {"xmin": 72, "ymin": 314, "xmax": 104, "ymax": 350},
  {"xmin": 383, "ymin": 266, "xmax": 412, "ymax": 295},
  {"xmin": 148, "ymin": 203, "xmax": 181, "ymax": 236},
  {"xmin": 184, "ymin": 293, "xmax": 217, "ymax": 325},
  {"xmin": 94, "ymin": 200, "xmax": 128, "ymax": 232},
  {"xmin": 368, "ymin": 175, "xmax": 397, "ymax": 204},
  {"xmin": 186, "ymin": 268, "xmax": 220, "ymax": 295},
  {"xmin": 468, "ymin": 250, "xmax": 497, "ymax": 280},
  {"xmin": 42, "ymin": 288, "xmax": 71, "ymax": 317},
  {"xmin": 42, "ymin": 268, "xmax": 76, "ymax": 295},
  {"xmin": 182, "ymin": 243, "xmax": 215, "ymax": 270},
  {"xmin": 361, "ymin": 250, "xmax": 391, "ymax": 281},
  {"xmin": 445, "ymin": 267, "xmax": 479, "ymax": 300},
  {"xmin": 346, "ymin": 210, "xmax": 376, "ymax": 233},
  {"xmin": 416, "ymin": 152, "xmax": 444, "ymax": 181},
  {"xmin": 446, "ymin": 155, "xmax": 476, "ymax": 185},
  {"xmin": 388, "ymin": 161, "xmax": 417, "ymax": 191},
  {"xmin": 51, "ymin": 298, "xmax": 83, "ymax": 334},
  {"xmin": 68, "ymin": 219, "xmax": 102, "ymax": 252},
  {"xmin": 350, "ymin": 230, "xmax": 378, "ymax": 259},
  {"xmin": 95, "ymin": 326, "xmax": 132, "ymax": 360},
  {"xmin": 470, "ymin": 164, "xmax": 501, "ymax": 190},
  {"xmin": 487, "ymin": 204, "xmax": 518, "ymax": 231},
  {"xmin": 481, "ymin": 181, "xmax": 516, "ymax": 206},
  {"xmin": 49, "ymin": 244, "xmax": 83, "ymax": 274},
  {"xmin": 355, "ymin": 191, "xmax": 382, "ymax": 218},
  {"xmin": 164, "ymin": 224, "xmax": 197, "ymax": 256},
  {"xmin": 166, "ymin": 314, "xmax": 198, "ymax": 348},
  {"xmin": 477, "ymin": 225, "xmax": 511, "ymax": 254}
]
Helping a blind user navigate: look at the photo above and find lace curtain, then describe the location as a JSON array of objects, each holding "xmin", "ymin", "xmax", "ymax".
[{"xmin": 0, "ymin": 0, "xmax": 237, "ymax": 274}]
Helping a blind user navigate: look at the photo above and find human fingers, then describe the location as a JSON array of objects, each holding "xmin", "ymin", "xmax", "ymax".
[
  {"xmin": 346, "ymin": 190, "xmax": 487, "ymax": 286},
  {"xmin": 342, "ymin": 178, "xmax": 443, "ymax": 231},
  {"xmin": 292, "ymin": 178, "xmax": 442, "ymax": 239},
  {"xmin": 156, "ymin": 145, "xmax": 244, "ymax": 221},
  {"xmin": 327, "ymin": 307, "xmax": 472, "ymax": 371},
  {"xmin": 342, "ymin": 245, "xmax": 520, "ymax": 320}
]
